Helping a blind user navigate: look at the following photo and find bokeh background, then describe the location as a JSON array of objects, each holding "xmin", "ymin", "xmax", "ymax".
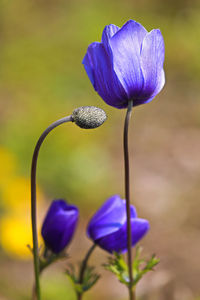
[{"xmin": 0, "ymin": 0, "xmax": 200, "ymax": 299}]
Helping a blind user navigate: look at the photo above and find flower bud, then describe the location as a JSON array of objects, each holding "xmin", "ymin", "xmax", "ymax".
[
  {"xmin": 72, "ymin": 106, "xmax": 107, "ymax": 129},
  {"xmin": 41, "ymin": 199, "xmax": 79, "ymax": 254},
  {"xmin": 87, "ymin": 195, "xmax": 149, "ymax": 253}
]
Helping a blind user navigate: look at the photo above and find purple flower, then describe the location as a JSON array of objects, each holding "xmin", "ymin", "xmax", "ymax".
[
  {"xmin": 41, "ymin": 199, "xmax": 79, "ymax": 254},
  {"xmin": 87, "ymin": 195, "xmax": 149, "ymax": 253},
  {"xmin": 83, "ymin": 20, "xmax": 165, "ymax": 109}
]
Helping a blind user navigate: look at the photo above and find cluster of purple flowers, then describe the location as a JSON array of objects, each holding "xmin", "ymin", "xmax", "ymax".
[{"xmin": 42, "ymin": 195, "xmax": 149, "ymax": 254}]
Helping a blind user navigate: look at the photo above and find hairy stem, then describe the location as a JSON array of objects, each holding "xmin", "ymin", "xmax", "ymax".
[
  {"xmin": 31, "ymin": 115, "xmax": 73, "ymax": 300},
  {"xmin": 123, "ymin": 100, "xmax": 135, "ymax": 300}
]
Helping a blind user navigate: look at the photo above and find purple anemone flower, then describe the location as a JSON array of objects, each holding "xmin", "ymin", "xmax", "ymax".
[
  {"xmin": 87, "ymin": 195, "xmax": 149, "ymax": 253},
  {"xmin": 83, "ymin": 20, "xmax": 165, "ymax": 109},
  {"xmin": 41, "ymin": 199, "xmax": 79, "ymax": 254}
]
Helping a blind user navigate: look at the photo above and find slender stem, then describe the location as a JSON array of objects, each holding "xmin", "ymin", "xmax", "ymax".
[
  {"xmin": 77, "ymin": 244, "xmax": 97, "ymax": 300},
  {"xmin": 123, "ymin": 100, "xmax": 135, "ymax": 300},
  {"xmin": 31, "ymin": 115, "xmax": 73, "ymax": 300}
]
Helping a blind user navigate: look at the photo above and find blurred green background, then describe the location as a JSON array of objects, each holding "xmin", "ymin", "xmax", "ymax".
[{"xmin": 0, "ymin": 0, "xmax": 200, "ymax": 299}]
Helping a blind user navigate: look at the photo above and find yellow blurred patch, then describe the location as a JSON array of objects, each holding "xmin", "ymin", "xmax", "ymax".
[
  {"xmin": 0, "ymin": 215, "xmax": 42, "ymax": 260},
  {"xmin": 1, "ymin": 176, "xmax": 43, "ymax": 213},
  {"xmin": 0, "ymin": 146, "xmax": 46, "ymax": 260}
]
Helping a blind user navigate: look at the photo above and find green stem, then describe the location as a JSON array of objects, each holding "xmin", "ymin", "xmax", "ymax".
[
  {"xmin": 31, "ymin": 115, "xmax": 73, "ymax": 300},
  {"xmin": 77, "ymin": 244, "xmax": 96, "ymax": 300},
  {"xmin": 123, "ymin": 100, "xmax": 135, "ymax": 300}
]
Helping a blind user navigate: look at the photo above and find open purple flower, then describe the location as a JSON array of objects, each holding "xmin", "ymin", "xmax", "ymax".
[
  {"xmin": 41, "ymin": 199, "xmax": 79, "ymax": 254},
  {"xmin": 87, "ymin": 195, "xmax": 149, "ymax": 253},
  {"xmin": 83, "ymin": 20, "xmax": 165, "ymax": 109}
]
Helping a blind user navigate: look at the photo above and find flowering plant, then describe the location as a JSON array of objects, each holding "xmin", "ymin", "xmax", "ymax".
[{"xmin": 28, "ymin": 19, "xmax": 165, "ymax": 300}]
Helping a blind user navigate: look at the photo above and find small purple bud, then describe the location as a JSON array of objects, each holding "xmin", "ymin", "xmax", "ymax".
[{"xmin": 41, "ymin": 199, "xmax": 79, "ymax": 254}]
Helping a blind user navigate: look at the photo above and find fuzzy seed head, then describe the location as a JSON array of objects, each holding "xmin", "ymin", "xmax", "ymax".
[{"xmin": 72, "ymin": 106, "xmax": 107, "ymax": 129}]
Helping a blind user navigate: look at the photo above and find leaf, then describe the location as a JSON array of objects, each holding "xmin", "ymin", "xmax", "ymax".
[
  {"xmin": 40, "ymin": 251, "xmax": 68, "ymax": 273},
  {"xmin": 103, "ymin": 247, "xmax": 160, "ymax": 288},
  {"xmin": 65, "ymin": 264, "xmax": 100, "ymax": 295},
  {"xmin": 103, "ymin": 253, "xmax": 129, "ymax": 286}
]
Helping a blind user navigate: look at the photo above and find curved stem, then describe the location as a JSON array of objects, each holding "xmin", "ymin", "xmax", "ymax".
[
  {"xmin": 31, "ymin": 115, "xmax": 73, "ymax": 300},
  {"xmin": 123, "ymin": 100, "xmax": 135, "ymax": 300},
  {"xmin": 77, "ymin": 244, "xmax": 97, "ymax": 300}
]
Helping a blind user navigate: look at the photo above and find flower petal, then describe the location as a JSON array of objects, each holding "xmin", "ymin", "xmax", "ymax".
[
  {"xmin": 101, "ymin": 24, "xmax": 120, "ymax": 45},
  {"xmin": 122, "ymin": 200, "xmax": 137, "ymax": 218},
  {"xmin": 137, "ymin": 69, "xmax": 165, "ymax": 105},
  {"xmin": 130, "ymin": 205, "xmax": 137, "ymax": 218},
  {"xmin": 96, "ymin": 218, "xmax": 150, "ymax": 253},
  {"xmin": 82, "ymin": 50, "xmax": 95, "ymax": 86},
  {"xmin": 82, "ymin": 42, "xmax": 128, "ymax": 108},
  {"xmin": 87, "ymin": 195, "xmax": 126, "ymax": 240},
  {"xmin": 109, "ymin": 20, "xmax": 147, "ymax": 98},
  {"xmin": 130, "ymin": 218, "xmax": 150, "ymax": 247},
  {"xmin": 140, "ymin": 29, "xmax": 165, "ymax": 98},
  {"xmin": 119, "ymin": 69, "xmax": 165, "ymax": 107}
]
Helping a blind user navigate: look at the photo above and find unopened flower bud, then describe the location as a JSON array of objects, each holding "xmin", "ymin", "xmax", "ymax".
[{"xmin": 72, "ymin": 106, "xmax": 107, "ymax": 129}]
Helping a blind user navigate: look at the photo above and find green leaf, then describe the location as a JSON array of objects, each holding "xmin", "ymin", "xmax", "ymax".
[
  {"xmin": 103, "ymin": 253, "xmax": 129, "ymax": 286},
  {"xmin": 103, "ymin": 247, "xmax": 160, "ymax": 289},
  {"xmin": 39, "ymin": 251, "xmax": 68, "ymax": 273},
  {"xmin": 65, "ymin": 264, "xmax": 100, "ymax": 295}
]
